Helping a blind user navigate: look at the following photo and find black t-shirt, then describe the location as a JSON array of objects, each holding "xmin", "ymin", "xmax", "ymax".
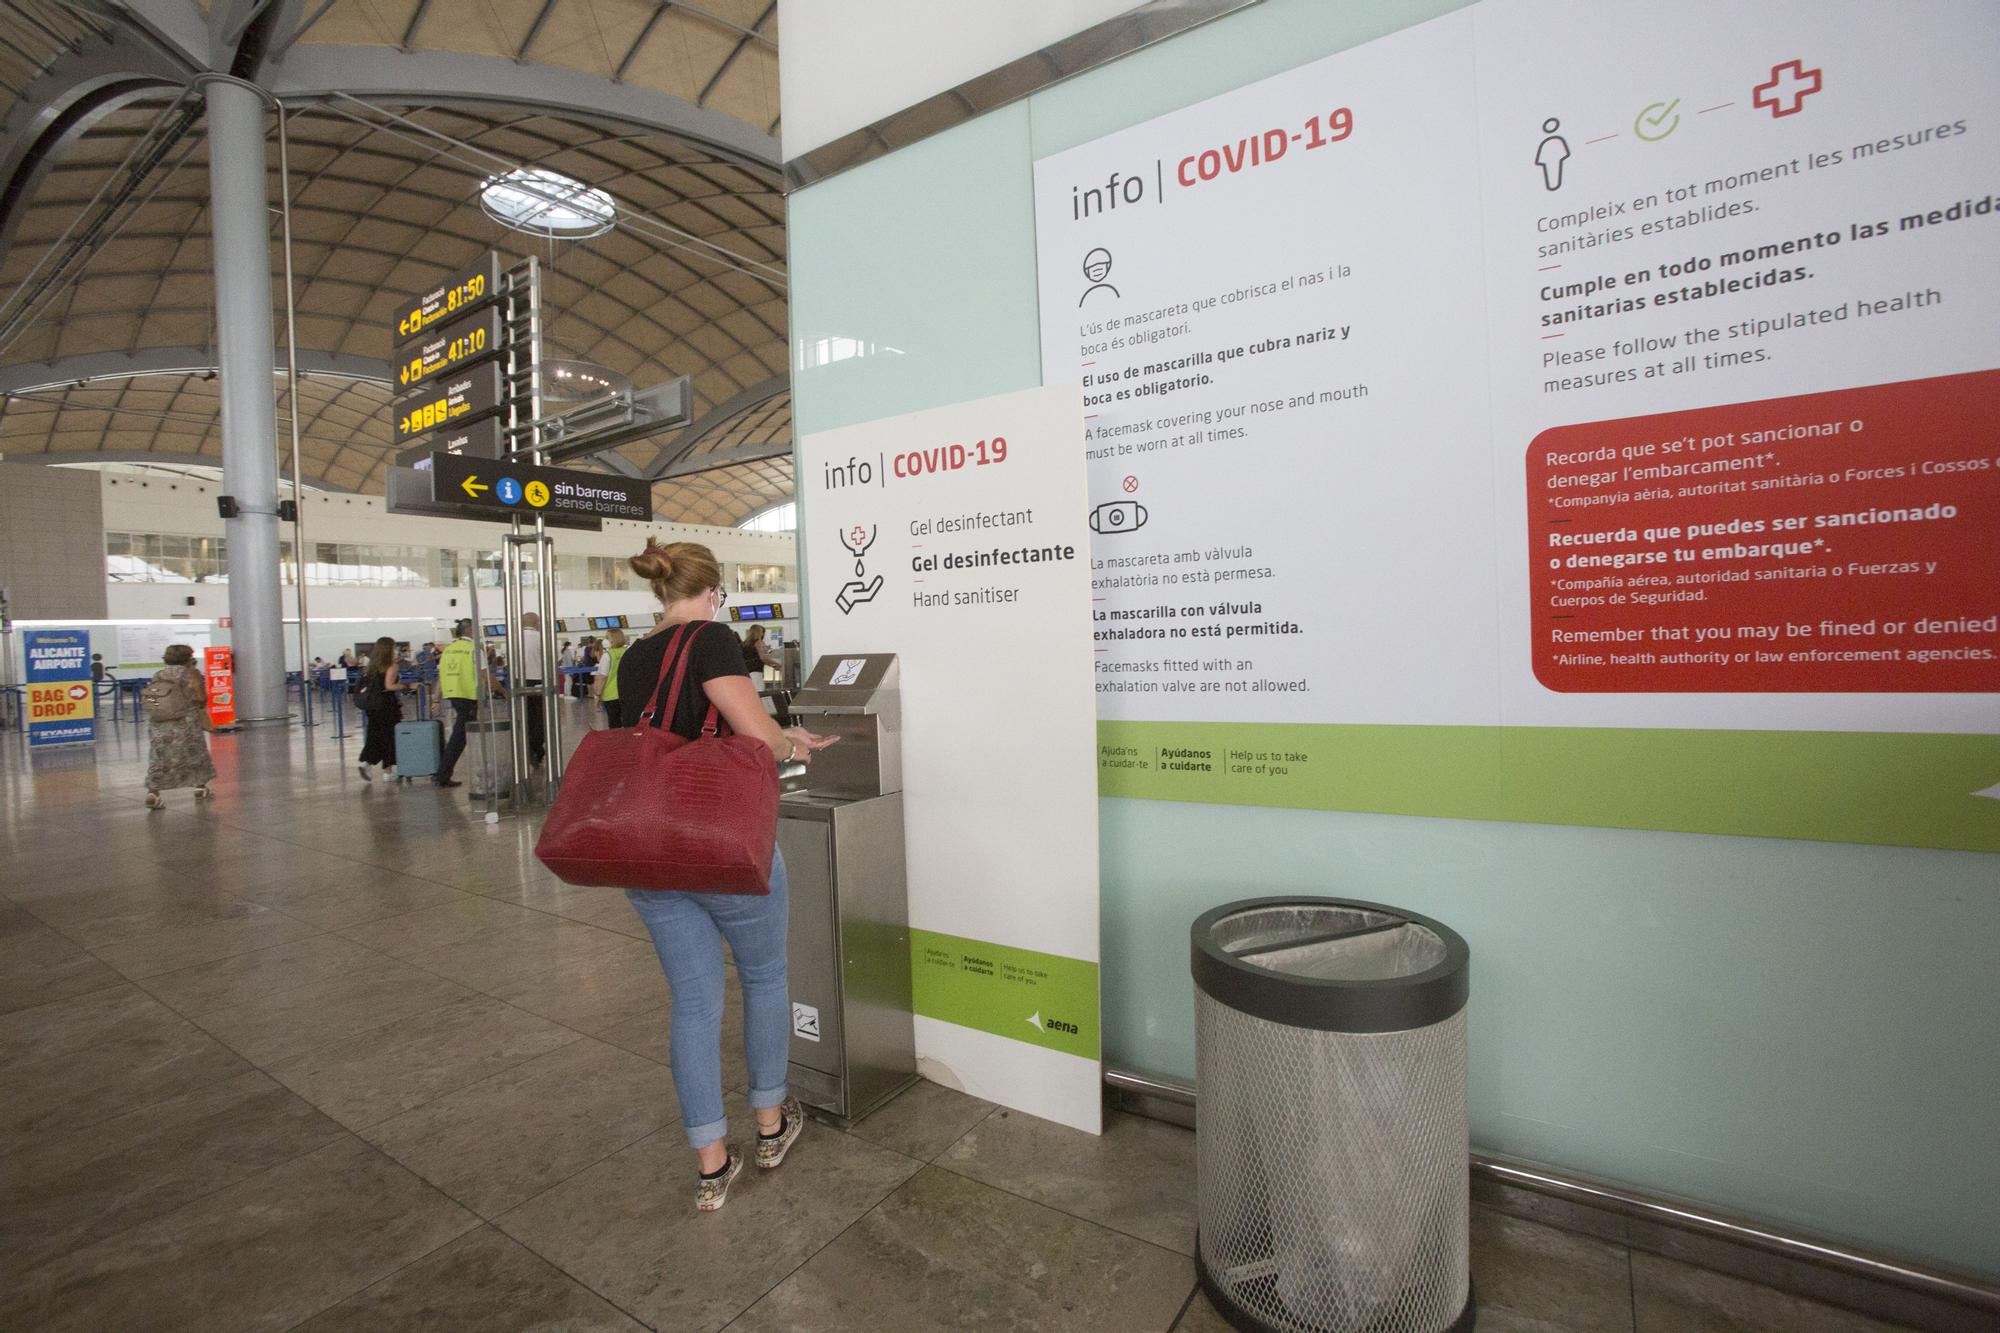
[{"xmin": 616, "ymin": 620, "xmax": 748, "ymax": 738}]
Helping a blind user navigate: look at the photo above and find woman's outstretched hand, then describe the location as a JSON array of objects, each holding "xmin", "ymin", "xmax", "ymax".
[{"xmin": 784, "ymin": 727, "xmax": 837, "ymax": 762}]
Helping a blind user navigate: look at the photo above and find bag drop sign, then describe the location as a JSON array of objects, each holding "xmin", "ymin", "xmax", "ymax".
[{"xmin": 23, "ymin": 628, "xmax": 95, "ymax": 748}]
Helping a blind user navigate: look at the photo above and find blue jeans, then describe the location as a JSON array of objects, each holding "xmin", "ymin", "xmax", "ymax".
[{"xmin": 626, "ymin": 850, "xmax": 790, "ymax": 1149}]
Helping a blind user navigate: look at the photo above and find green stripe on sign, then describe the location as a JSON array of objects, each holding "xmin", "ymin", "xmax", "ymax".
[
  {"xmin": 910, "ymin": 928, "xmax": 1101, "ymax": 1059},
  {"xmin": 1098, "ymin": 721, "xmax": 2000, "ymax": 852}
]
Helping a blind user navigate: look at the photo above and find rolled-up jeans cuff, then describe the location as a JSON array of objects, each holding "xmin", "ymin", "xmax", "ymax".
[
  {"xmin": 748, "ymin": 1083, "xmax": 789, "ymax": 1112},
  {"xmin": 684, "ymin": 1115, "xmax": 728, "ymax": 1150}
]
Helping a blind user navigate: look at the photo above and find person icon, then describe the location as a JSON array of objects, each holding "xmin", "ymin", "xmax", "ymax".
[
  {"xmin": 1079, "ymin": 248, "xmax": 1120, "ymax": 306},
  {"xmin": 1535, "ymin": 118, "xmax": 1571, "ymax": 191}
]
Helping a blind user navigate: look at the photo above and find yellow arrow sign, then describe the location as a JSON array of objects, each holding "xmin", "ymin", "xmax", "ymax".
[{"xmin": 459, "ymin": 474, "xmax": 488, "ymax": 499}]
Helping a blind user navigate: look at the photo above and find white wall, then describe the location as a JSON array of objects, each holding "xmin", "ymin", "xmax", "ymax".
[
  {"xmin": 778, "ymin": 0, "xmax": 1143, "ymax": 157},
  {"xmin": 5, "ymin": 471, "xmax": 799, "ymax": 673},
  {"xmin": 98, "ymin": 472, "xmax": 798, "ymax": 570}
]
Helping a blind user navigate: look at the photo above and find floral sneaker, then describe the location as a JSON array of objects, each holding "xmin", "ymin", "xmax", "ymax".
[
  {"xmin": 755, "ymin": 1097, "xmax": 804, "ymax": 1170},
  {"xmin": 695, "ymin": 1152, "xmax": 743, "ymax": 1212}
]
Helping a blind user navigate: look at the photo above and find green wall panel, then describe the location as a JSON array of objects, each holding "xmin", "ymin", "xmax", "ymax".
[{"xmin": 787, "ymin": 101, "xmax": 1043, "ymax": 439}]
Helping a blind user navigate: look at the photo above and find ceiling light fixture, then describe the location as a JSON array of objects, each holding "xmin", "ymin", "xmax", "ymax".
[
  {"xmin": 479, "ymin": 168, "xmax": 616, "ymax": 239},
  {"xmin": 542, "ymin": 359, "xmax": 632, "ymax": 403}
]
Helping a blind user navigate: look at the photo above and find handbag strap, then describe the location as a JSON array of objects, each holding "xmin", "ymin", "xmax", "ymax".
[
  {"xmin": 636, "ymin": 621, "xmax": 697, "ymax": 728},
  {"xmin": 635, "ymin": 621, "xmax": 732, "ymax": 738}
]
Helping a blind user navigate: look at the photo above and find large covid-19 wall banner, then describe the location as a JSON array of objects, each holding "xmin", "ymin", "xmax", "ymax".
[
  {"xmin": 1034, "ymin": 0, "xmax": 2000, "ymax": 851},
  {"xmin": 800, "ymin": 383, "xmax": 1104, "ymax": 1132}
]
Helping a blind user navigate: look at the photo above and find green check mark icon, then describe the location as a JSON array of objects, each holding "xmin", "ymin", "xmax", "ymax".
[{"xmin": 1636, "ymin": 98, "xmax": 1681, "ymax": 142}]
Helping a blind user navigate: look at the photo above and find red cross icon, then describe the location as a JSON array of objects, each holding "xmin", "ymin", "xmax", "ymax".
[
  {"xmin": 1753, "ymin": 59, "xmax": 1822, "ymax": 118},
  {"xmin": 1122, "ymin": 475, "xmax": 1139, "ymax": 493}
]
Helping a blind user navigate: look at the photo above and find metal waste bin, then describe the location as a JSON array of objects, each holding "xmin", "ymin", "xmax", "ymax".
[{"xmin": 1192, "ymin": 897, "xmax": 1471, "ymax": 1333}]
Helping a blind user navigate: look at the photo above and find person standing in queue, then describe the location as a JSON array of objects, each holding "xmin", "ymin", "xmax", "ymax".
[
  {"xmin": 518, "ymin": 610, "xmax": 547, "ymax": 767},
  {"xmin": 739, "ymin": 624, "xmax": 780, "ymax": 676},
  {"xmin": 591, "ymin": 627, "xmax": 628, "ymax": 728},
  {"xmin": 620, "ymin": 538, "xmax": 834, "ymax": 1211},
  {"xmin": 355, "ymin": 635, "xmax": 406, "ymax": 782},
  {"xmin": 431, "ymin": 619, "xmax": 485, "ymax": 790}
]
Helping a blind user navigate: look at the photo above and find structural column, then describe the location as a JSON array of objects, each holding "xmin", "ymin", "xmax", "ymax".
[{"xmin": 202, "ymin": 76, "xmax": 286, "ymax": 722}]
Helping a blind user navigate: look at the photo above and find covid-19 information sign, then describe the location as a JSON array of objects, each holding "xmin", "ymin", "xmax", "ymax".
[
  {"xmin": 1034, "ymin": 0, "xmax": 2000, "ymax": 851},
  {"xmin": 800, "ymin": 383, "xmax": 1104, "ymax": 1133},
  {"xmin": 24, "ymin": 628, "xmax": 94, "ymax": 748}
]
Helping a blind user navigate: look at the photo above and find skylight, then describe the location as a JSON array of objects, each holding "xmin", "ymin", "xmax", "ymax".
[{"xmin": 479, "ymin": 168, "xmax": 616, "ymax": 238}]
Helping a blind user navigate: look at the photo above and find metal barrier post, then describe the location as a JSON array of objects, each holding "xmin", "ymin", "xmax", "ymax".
[{"xmin": 467, "ymin": 567, "xmax": 501, "ymax": 821}]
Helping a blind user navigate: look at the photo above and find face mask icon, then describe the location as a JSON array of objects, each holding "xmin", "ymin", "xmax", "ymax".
[{"xmin": 1089, "ymin": 500, "xmax": 1148, "ymax": 534}]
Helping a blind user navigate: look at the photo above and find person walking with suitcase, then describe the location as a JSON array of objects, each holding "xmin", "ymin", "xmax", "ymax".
[
  {"xmin": 431, "ymin": 619, "xmax": 486, "ymax": 790},
  {"xmin": 355, "ymin": 636, "xmax": 407, "ymax": 781}
]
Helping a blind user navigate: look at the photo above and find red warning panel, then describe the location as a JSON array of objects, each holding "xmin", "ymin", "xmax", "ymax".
[{"xmin": 1527, "ymin": 370, "xmax": 2000, "ymax": 692}]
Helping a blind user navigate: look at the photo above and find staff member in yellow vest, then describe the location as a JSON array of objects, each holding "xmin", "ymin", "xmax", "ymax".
[
  {"xmin": 590, "ymin": 627, "xmax": 629, "ymax": 727},
  {"xmin": 431, "ymin": 619, "xmax": 488, "ymax": 789}
]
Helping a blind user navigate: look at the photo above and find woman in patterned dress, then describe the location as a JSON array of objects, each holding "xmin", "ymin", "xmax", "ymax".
[{"xmin": 144, "ymin": 644, "xmax": 216, "ymax": 808}]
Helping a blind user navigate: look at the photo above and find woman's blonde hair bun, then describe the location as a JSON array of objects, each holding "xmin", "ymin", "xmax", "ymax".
[
  {"xmin": 630, "ymin": 537, "xmax": 721, "ymax": 607},
  {"xmin": 629, "ymin": 540, "xmax": 674, "ymax": 583}
]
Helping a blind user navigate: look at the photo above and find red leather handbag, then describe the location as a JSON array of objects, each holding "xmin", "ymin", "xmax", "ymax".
[{"xmin": 535, "ymin": 621, "xmax": 777, "ymax": 893}]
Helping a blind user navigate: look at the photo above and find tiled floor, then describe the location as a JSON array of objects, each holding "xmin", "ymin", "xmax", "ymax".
[{"xmin": 0, "ymin": 706, "xmax": 1920, "ymax": 1331}]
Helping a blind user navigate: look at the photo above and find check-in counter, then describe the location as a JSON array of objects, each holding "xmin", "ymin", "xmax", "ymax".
[{"xmin": 778, "ymin": 653, "xmax": 915, "ymax": 1124}]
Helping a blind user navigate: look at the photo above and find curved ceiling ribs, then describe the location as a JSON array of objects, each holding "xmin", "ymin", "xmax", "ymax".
[
  {"xmin": 0, "ymin": 369, "xmax": 387, "ymax": 491},
  {"xmin": 0, "ymin": 0, "xmax": 792, "ymax": 526}
]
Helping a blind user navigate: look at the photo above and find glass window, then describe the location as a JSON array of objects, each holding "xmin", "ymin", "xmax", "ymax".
[
  {"xmin": 739, "ymin": 501, "xmax": 797, "ymax": 533},
  {"xmin": 583, "ymin": 556, "xmax": 626, "ymax": 591},
  {"xmin": 734, "ymin": 563, "xmax": 793, "ymax": 594},
  {"xmin": 98, "ymin": 533, "xmax": 502, "ymax": 589}
]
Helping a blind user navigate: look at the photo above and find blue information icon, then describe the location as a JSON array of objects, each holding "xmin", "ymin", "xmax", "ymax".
[{"xmin": 496, "ymin": 477, "xmax": 523, "ymax": 505}]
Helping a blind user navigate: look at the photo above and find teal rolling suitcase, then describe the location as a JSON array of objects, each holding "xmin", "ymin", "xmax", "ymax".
[{"xmin": 394, "ymin": 719, "xmax": 442, "ymax": 781}]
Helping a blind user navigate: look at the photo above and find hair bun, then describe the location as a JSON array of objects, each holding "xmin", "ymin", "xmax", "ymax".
[
  {"xmin": 629, "ymin": 538, "xmax": 721, "ymax": 606},
  {"xmin": 629, "ymin": 542, "xmax": 673, "ymax": 581}
]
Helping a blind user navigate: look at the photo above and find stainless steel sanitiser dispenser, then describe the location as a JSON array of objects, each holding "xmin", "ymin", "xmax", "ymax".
[{"xmin": 776, "ymin": 653, "xmax": 915, "ymax": 1123}]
